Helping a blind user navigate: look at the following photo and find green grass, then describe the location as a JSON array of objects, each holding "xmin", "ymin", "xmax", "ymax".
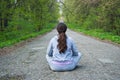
[
  {"xmin": 67, "ymin": 23, "xmax": 120, "ymax": 44},
  {"xmin": 0, "ymin": 23, "xmax": 56, "ymax": 48}
]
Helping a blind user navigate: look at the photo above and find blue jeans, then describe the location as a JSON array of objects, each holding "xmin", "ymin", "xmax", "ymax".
[{"xmin": 46, "ymin": 52, "xmax": 82, "ymax": 71}]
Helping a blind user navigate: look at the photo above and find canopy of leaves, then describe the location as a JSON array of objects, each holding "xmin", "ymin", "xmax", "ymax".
[{"xmin": 63, "ymin": 0, "xmax": 120, "ymax": 35}]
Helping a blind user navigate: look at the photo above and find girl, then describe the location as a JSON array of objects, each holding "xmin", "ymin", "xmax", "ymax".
[{"xmin": 46, "ymin": 23, "xmax": 82, "ymax": 71}]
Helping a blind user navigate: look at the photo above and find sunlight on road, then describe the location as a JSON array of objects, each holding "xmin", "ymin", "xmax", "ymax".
[{"xmin": 32, "ymin": 47, "xmax": 45, "ymax": 50}]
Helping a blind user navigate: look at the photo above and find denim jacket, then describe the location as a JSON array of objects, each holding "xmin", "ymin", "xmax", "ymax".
[{"xmin": 47, "ymin": 35, "xmax": 79, "ymax": 61}]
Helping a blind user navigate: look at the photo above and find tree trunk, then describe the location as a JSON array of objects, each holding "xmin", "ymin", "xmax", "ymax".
[{"xmin": 1, "ymin": 19, "xmax": 4, "ymax": 31}]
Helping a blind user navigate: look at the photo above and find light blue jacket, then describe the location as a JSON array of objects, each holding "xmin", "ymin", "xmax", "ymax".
[{"xmin": 47, "ymin": 35, "xmax": 79, "ymax": 61}]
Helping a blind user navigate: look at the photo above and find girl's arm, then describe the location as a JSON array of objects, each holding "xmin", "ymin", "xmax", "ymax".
[
  {"xmin": 71, "ymin": 39, "xmax": 79, "ymax": 56},
  {"xmin": 47, "ymin": 39, "xmax": 53, "ymax": 57}
]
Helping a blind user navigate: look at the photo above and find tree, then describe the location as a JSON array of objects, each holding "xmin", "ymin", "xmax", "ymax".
[
  {"xmin": 0, "ymin": 0, "xmax": 59, "ymax": 31},
  {"xmin": 63, "ymin": 0, "xmax": 120, "ymax": 35}
]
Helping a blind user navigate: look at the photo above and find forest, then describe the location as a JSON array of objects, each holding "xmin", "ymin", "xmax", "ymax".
[
  {"xmin": 0, "ymin": 0, "xmax": 59, "ymax": 48},
  {"xmin": 62, "ymin": 0, "xmax": 120, "ymax": 43},
  {"xmin": 0, "ymin": 0, "xmax": 120, "ymax": 48}
]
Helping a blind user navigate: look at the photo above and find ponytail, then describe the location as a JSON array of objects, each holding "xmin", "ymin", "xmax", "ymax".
[
  {"xmin": 57, "ymin": 32, "xmax": 67, "ymax": 53},
  {"xmin": 56, "ymin": 23, "xmax": 67, "ymax": 53}
]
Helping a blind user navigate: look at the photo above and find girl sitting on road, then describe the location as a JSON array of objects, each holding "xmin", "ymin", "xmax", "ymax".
[{"xmin": 46, "ymin": 23, "xmax": 82, "ymax": 71}]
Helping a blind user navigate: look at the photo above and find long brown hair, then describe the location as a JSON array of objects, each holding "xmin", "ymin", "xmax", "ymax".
[{"xmin": 57, "ymin": 23, "xmax": 67, "ymax": 53}]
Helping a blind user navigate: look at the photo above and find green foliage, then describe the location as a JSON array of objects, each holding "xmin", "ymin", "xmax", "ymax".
[
  {"xmin": 68, "ymin": 23, "xmax": 120, "ymax": 44},
  {"xmin": 0, "ymin": 23, "xmax": 56, "ymax": 48},
  {"xmin": 63, "ymin": 0, "xmax": 120, "ymax": 35},
  {"xmin": 0, "ymin": 0, "xmax": 59, "ymax": 48},
  {"xmin": 0, "ymin": 0, "xmax": 59, "ymax": 30}
]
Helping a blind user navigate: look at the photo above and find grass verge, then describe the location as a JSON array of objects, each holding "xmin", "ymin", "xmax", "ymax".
[
  {"xmin": 0, "ymin": 23, "xmax": 56, "ymax": 48},
  {"xmin": 67, "ymin": 23, "xmax": 120, "ymax": 44}
]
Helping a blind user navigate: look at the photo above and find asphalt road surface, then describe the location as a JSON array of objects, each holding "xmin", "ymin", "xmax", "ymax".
[{"xmin": 0, "ymin": 29, "xmax": 120, "ymax": 80}]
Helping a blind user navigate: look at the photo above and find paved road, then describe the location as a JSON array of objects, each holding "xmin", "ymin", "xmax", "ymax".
[{"xmin": 0, "ymin": 29, "xmax": 120, "ymax": 80}]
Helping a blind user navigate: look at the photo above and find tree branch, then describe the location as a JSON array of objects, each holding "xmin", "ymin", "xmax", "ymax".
[{"xmin": 59, "ymin": 0, "xmax": 74, "ymax": 16}]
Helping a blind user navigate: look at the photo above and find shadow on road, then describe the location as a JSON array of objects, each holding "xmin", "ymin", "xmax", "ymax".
[{"xmin": 73, "ymin": 65, "xmax": 86, "ymax": 71}]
